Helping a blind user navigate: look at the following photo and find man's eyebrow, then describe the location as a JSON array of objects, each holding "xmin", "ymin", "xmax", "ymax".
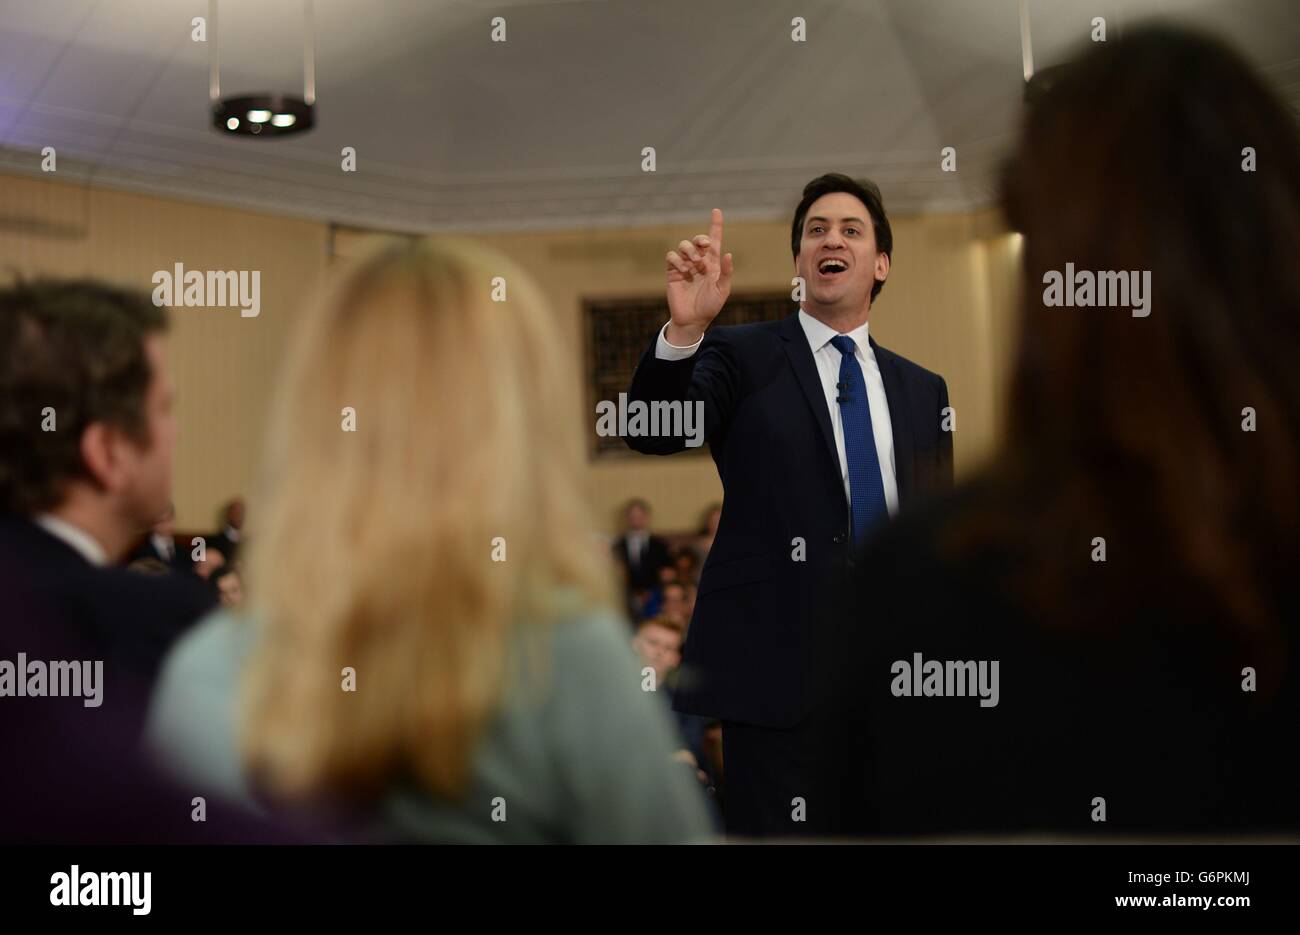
[{"xmin": 806, "ymin": 215, "xmax": 867, "ymax": 225}]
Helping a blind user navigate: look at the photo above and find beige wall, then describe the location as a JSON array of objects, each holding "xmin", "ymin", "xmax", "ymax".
[{"xmin": 2, "ymin": 170, "xmax": 1018, "ymax": 535}]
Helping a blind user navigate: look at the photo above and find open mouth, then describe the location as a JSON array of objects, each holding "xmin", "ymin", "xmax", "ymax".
[{"xmin": 817, "ymin": 257, "xmax": 849, "ymax": 277}]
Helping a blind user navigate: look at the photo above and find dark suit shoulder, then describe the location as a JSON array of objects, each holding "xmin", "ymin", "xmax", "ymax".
[
  {"xmin": 872, "ymin": 341, "xmax": 947, "ymax": 389},
  {"xmin": 701, "ymin": 317, "xmax": 784, "ymax": 350},
  {"xmin": 91, "ymin": 562, "xmax": 215, "ymax": 617},
  {"xmin": 0, "ymin": 514, "xmax": 91, "ymax": 569}
]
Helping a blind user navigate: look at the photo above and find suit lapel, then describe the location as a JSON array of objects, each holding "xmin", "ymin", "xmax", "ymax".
[
  {"xmin": 778, "ymin": 312, "xmax": 842, "ymax": 487},
  {"xmin": 872, "ymin": 337, "xmax": 914, "ymax": 508}
]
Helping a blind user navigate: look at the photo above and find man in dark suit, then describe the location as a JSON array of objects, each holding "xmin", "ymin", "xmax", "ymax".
[
  {"xmin": 624, "ymin": 174, "xmax": 953, "ymax": 836},
  {"xmin": 2, "ymin": 515, "xmax": 216, "ymax": 729},
  {"xmin": 0, "ymin": 279, "xmax": 314, "ymax": 845},
  {"xmin": 127, "ymin": 501, "xmax": 192, "ymax": 573},
  {"xmin": 610, "ymin": 497, "xmax": 673, "ymax": 608},
  {"xmin": 0, "ymin": 279, "xmax": 216, "ymax": 737},
  {"xmin": 206, "ymin": 496, "xmax": 245, "ymax": 565}
]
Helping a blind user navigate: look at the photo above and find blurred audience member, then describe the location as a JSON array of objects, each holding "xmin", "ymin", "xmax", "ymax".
[
  {"xmin": 207, "ymin": 497, "xmax": 245, "ymax": 565},
  {"xmin": 214, "ymin": 566, "xmax": 244, "ymax": 609},
  {"xmin": 633, "ymin": 616, "xmax": 684, "ymax": 687},
  {"xmin": 632, "ymin": 616, "xmax": 717, "ymax": 804},
  {"xmin": 127, "ymin": 557, "xmax": 169, "ymax": 576},
  {"xmin": 611, "ymin": 498, "xmax": 672, "ymax": 614},
  {"xmin": 149, "ymin": 238, "xmax": 713, "ymax": 843},
  {"xmin": 192, "ymin": 545, "xmax": 226, "ymax": 583},
  {"xmin": 128, "ymin": 501, "xmax": 190, "ymax": 573},
  {"xmin": 673, "ymin": 548, "xmax": 699, "ymax": 586},
  {"xmin": 843, "ymin": 26, "xmax": 1300, "ymax": 835},
  {"xmin": 661, "ymin": 580, "xmax": 689, "ymax": 626},
  {"xmin": 692, "ymin": 502, "xmax": 722, "ymax": 564},
  {"xmin": 646, "ymin": 580, "xmax": 689, "ymax": 628}
]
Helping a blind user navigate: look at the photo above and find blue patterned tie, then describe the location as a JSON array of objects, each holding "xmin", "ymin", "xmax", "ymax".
[{"xmin": 830, "ymin": 335, "xmax": 887, "ymax": 550}]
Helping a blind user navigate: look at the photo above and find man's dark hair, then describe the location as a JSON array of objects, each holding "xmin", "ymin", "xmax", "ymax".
[
  {"xmin": 790, "ymin": 173, "xmax": 893, "ymax": 302},
  {"xmin": 0, "ymin": 278, "xmax": 167, "ymax": 514},
  {"xmin": 624, "ymin": 497, "xmax": 650, "ymax": 514}
]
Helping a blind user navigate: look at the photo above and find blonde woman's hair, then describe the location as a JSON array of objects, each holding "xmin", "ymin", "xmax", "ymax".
[{"xmin": 241, "ymin": 236, "xmax": 612, "ymax": 803}]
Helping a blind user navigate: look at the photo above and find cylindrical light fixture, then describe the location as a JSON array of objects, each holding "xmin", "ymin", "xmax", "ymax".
[{"xmin": 210, "ymin": 0, "xmax": 317, "ymax": 138}]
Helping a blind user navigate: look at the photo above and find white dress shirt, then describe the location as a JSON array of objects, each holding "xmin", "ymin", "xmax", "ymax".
[
  {"xmin": 35, "ymin": 513, "xmax": 109, "ymax": 566},
  {"xmin": 625, "ymin": 529, "xmax": 648, "ymax": 566},
  {"xmin": 653, "ymin": 309, "xmax": 899, "ymax": 516},
  {"xmin": 151, "ymin": 531, "xmax": 175, "ymax": 562}
]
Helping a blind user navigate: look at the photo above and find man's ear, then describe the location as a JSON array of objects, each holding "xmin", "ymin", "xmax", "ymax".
[
  {"xmin": 875, "ymin": 252, "xmax": 891, "ymax": 284},
  {"xmin": 79, "ymin": 422, "xmax": 124, "ymax": 493}
]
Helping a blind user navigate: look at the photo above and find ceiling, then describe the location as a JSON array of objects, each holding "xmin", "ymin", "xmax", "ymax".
[{"xmin": 0, "ymin": 0, "xmax": 1297, "ymax": 233}]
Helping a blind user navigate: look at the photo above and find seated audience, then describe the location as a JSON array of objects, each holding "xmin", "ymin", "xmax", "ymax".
[
  {"xmin": 841, "ymin": 26, "xmax": 1300, "ymax": 835},
  {"xmin": 643, "ymin": 579, "xmax": 689, "ymax": 630},
  {"xmin": 148, "ymin": 237, "xmax": 713, "ymax": 843},
  {"xmin": 631, "ymin": 616, "xmax": 719, "ymax": 819}
]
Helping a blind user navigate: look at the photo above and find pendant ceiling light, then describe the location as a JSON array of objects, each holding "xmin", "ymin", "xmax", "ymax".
[
  {"xmin": 1019, "ymin": 0, "xmax": 1067, "ymax": 107},
  {"xmin": 1018, "ymin": 0, "xmax": 1035, "ymax": 83},
  {"xmin": 209, "ymin": 0, "xmax": 317, "ymax": 137}
]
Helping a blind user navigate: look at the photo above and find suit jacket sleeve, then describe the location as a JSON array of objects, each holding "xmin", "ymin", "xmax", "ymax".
[{"xmin": 624, "ymin": 328, "xmax": 740, "ymax": 456}]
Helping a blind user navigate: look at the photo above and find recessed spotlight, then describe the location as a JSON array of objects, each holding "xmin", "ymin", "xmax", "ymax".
[
  {"xmin": 246, "ymin": 109, "xmax": 272, "ymax": 123},
  {"xmin": 270, "ymin": 113, "xmax": 296, "ymax": 128},
  {"xmin": 226, "ymin": 116, "xmax": 239, "ymax": 130}
]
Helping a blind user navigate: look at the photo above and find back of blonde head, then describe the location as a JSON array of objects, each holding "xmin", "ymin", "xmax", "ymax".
[{"xmin": 242, "ymin": 237, "xmax": 610, "ymax": 802}]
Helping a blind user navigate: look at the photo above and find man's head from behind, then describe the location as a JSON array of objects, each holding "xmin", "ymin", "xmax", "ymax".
[
  {"xmin": 0, "ymin": 279, "xmax": 175, "ymax": 558},
  {"xmin": 791, "ymin": 173, "xmax": 892, "ymax": 319}
]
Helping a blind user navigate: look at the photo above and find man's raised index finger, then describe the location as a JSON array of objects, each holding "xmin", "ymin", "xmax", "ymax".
[{"xmin": 709, "ymin": 208, "xmax": 723, "ymax": 254}]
